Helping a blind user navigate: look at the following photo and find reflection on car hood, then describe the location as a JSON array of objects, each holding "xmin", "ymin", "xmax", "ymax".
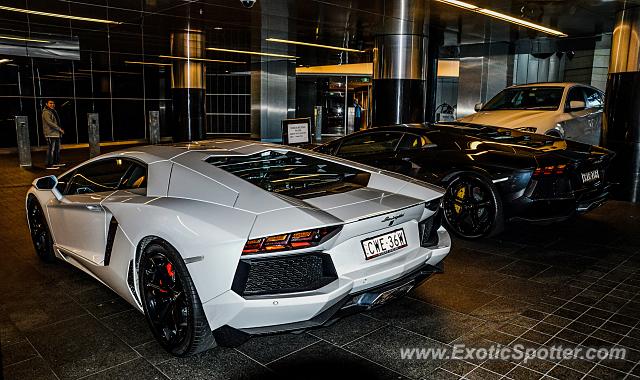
[
  {"xmin": 458, "ymin": 110, "xmax": 557, "ymax": 130},
  {"xmin": 248, "ymin": 186, "xmax": 435, "ymax": 238},
  {"xmin": 435, "ymin": 122, "xmax": 613, "ymax": 159}
]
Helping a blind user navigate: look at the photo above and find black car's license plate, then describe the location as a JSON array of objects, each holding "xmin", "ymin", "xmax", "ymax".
[
  {"xmin": 361, "ymin": 229, "xmax": 407, "ymax": 260},
  {"xmin": 581, "ymin": 169, "xmax": 600, "ymax": 183}
]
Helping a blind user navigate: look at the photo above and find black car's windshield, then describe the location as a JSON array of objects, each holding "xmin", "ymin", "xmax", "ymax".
[
  {"xmin": 482, "ymin": 87, "xmax": 564, "ymax": 111},
  {"xmin": 206, "ymin": 150, "xmax": 370, "ymax": 199}
]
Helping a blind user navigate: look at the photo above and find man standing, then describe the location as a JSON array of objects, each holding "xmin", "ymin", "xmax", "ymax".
[
  {"xmin": 42, "ymin": 99, "xmax": 64, "ymax": 169},
  {"xmin": 353, "ymin": 98, "xmax": 362, "ymax": 132}
]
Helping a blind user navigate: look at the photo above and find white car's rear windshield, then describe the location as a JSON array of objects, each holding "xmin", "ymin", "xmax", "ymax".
[
  {"xmin": 483, "ymin": 87, "xmax": 564, "ymax": 111},
  {"xmin": 206, "ymin": 150, "xmax": 370, "ymax": 199}
]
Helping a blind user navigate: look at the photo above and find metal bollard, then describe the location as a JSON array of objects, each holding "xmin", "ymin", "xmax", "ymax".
[
  {"xmin": 15, "ymin": 116, "xmax": 32, "ymax": 167},
  {"xmin": 87, "ymin": 113, "xmax": 100, "ymax": 158},
  {"xmin": 314, "ymin": 106, "xmax": 322, "ymax": 143},
  {"xmin": 149, "ymin": 111, "xmax": 160, "ymax": 145}
]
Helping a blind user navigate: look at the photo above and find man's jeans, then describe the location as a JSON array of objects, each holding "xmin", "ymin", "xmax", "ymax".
[{"xmin": 46, "ymin": 137, "xmax": 61, "ymax": 167}]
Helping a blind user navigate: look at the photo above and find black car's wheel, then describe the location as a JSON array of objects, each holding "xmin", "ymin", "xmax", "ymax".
[
  {"xmin": 139, "ymin": 240, "xmax": 215, "ymax": 356},
  {"xmin": 27, "ymin": 196, "xmax": 56, "ymax": 262},
  {"xmin": 442, "ymin": 174, "xmax": 504, "ymax": 239}
]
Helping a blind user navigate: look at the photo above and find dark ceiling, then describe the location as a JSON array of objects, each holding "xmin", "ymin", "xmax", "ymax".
[{"xmin": 0, "ymin": 0, "xmax": 632, "ymax": 68}]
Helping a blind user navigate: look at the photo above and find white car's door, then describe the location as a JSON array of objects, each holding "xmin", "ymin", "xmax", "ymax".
[
  {"xmin": 561, "ymin": 86, "xmax": 593, "ymax": 144},
  {"xmin": 47, "ymin": 158, "xmax": 141, "ymax": 265},
  {"xmin": 48, "ymin": 192, "xmax": 109, "ymax": 264},
  {"xmin": 582, "ymin": 87, "xmax": 605, "ymax": 145}
]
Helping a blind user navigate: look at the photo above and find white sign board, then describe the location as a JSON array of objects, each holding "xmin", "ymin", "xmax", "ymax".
[{"xmin": 287, "ymin": 122, "xmax": 310, "ymax": 144}]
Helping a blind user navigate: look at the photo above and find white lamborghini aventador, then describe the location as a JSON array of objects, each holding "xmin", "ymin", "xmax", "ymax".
[{"xmin": 25, "ymin": 140, "xmax": 450, "ymax": 356}]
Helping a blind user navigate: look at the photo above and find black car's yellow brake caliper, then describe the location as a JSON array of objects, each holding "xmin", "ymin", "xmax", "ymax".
[{"xmin": 454, "ymin": 186, "xmax": 466, "ymax": 214}]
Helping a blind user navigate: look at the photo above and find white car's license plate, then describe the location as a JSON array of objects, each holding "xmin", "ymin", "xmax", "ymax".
[
  {"xmin": 361, "ymin": 229, "xmax": 407, "ymax": 260},
  {"xmin": 581, "ymin": 169, "xmax": 600, "ymax": 183}
]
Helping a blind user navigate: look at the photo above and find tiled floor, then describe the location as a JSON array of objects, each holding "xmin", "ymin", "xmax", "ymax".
[{"xmin": 1, "ymin": 148, "xmax": 639, "ymax": 380}]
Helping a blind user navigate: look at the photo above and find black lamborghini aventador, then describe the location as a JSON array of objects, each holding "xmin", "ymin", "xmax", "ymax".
[{"xmin": 314, "ymin": 122, "xmax": 613, "ymax": 239}]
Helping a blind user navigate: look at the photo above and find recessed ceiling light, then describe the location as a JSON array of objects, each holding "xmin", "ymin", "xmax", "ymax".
[
  {"xmin": 437, "ymin": 0, "xmax": 478, "ymax": 10},
  {"xmin": 0, "ymin": 35, "xmax": 49, "ymax": 43},
  {"xmin": 206, "ymin": 47, "xmax": 297, "ymax": 59},
  {"xmin": 159, "ymin": 55, "xmax": 245, "ymax": 64},
  {"xmin": 214, "ymin": 27, "xmax": 223, "ymax": 30},
  {"xmin": 435, "ymin": 0, "xmax": 567, "ymax": 37},
  {"xmin": 266, "ymin": 38, "xmax": 364, "ymax": 53},
  {"xmin": 0, "ymin": 5, "xmax": 122, "ymax": 24}
]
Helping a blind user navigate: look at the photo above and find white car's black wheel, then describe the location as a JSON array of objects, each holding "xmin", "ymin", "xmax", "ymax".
[
  {"xmin": 442, "ymin": 174, "xmax": 504, "ymax": 239},
  {"xmin": 139, "ymin": 241, "xmax": 215, "ymax": 356},
  {"xmin": 27, "ymin": 196, "xmax": 56, "ymax": 262}
]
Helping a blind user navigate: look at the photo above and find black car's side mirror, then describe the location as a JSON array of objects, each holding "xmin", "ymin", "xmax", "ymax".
[{"xmin": 33, "ymin": 175, "xmax": 65, "ymax": 201}]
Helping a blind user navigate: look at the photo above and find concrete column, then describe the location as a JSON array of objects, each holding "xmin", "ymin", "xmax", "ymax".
[
  {"xmin": 604, "ymin": 7, "xmax": 640, "ymax": 202},
  {"xmin": 170, "ymin": 30, "xmax": 206, "ymax": 142},
  {"xmin": 372, "ymin": 0, "xmax": 430, "ymax": 126}
]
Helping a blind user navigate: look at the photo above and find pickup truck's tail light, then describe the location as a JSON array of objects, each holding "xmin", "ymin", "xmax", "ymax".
[
  {"xmin": 533, "ymin": 164, "xmax": 566, "ymax": 178},
  {"xmin": 242, "ymin": 226, "xmax": 342, "ymax": 255}
]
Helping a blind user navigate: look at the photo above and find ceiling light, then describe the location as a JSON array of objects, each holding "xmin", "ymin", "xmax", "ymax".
[
  {"xmin": 0, "ymin": 5, "xmax": 121, "ymax": 24},
  {"xmin": 125, "ymin": 60, "xmax": 172, "ymax": 67},
  {"xmin": 0, "ymin": 59, "xmax": 12, "ymax": 64},
  {"xmin": 160, "ymin": 55, "xmax": 245, "ymax": 64},
  {"xmin": 439, "ymin": 0, "xmax": 479, "ymax": 10},
  {"xmin": 477, "ymin": 9, "xmax": 567, "ymax": 36},
  {"xmin": 206, "ymin": 47, "xmax": 297, "ymax": 59},
  {"xmin": 266, "ymin": 38, "xmax": 364, "ymax": 53},
  {"xmin": 435, "ymin": 0, "xmax": 567, "ymax": 37},
  {"xmin": 0, "ymin": 35, "xmax": 49, "ymax": 43},
  {"xmin": 214, "ymin": 27, "xmax": 223, "ymax": 30}
]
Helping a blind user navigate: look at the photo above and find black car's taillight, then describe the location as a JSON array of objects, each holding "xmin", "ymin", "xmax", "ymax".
[
  {"xmin": 242, "ymin": 226, "xmax": 342, "ymax": 255},
  {"xmin": 532, "ymin": 164, "xmax": 567, "ymax": 178}
]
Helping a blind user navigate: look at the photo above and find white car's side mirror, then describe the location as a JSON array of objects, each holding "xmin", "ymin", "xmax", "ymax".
[
  {"xmin": 569, "ymin": 100, "xmax": 586, "ymax": 111},
  {"xmin": 33, "ymin": 175, "xmax": 64, "ymax": 201},
  {"xmin": 474, "ymin": 102, "xmax": 484, "ymax": 112}
]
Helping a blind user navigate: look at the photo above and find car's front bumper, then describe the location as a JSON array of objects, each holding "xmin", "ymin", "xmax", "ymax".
[{"xmin": 201, "ymin": 228, "xmax": 450, "ymax": 345}]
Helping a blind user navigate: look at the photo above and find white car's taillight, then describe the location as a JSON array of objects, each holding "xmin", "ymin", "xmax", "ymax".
[{"xmin": 242, "ymin": 226, "xmax": 342, "ymax": 255}]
